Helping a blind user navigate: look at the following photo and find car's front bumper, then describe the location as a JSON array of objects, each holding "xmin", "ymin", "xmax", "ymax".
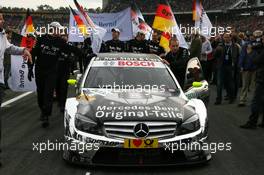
[{"xmin": 63, "ymin": 133, "xmax": 211, "ymax": 166}]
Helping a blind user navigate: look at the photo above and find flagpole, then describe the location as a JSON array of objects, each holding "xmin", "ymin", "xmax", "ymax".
[{"xmin": 148, "ymin": 28, "xmax": 153, "ymax": 41}]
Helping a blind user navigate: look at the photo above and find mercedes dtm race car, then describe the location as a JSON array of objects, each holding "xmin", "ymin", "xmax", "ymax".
[{"xmin": 63, "ymin": 53, "xmax": 211, "ymax": 166}]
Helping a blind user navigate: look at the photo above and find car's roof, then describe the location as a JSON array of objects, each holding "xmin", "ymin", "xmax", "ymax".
[{"xmin": 95, "ymin": 53, "xmax": 163, "ymax": 62}]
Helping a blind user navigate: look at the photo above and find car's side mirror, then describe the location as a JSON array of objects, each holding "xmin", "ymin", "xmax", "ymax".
[
  {"xmin": 67, "ymin": 79, "xmax": 77, "ymax": 86},
  {"xmin": 185, "ymin": 80, "xmax": 210, "ymax": 106},
  {"xmin": 183, "ymin": 57, "xmax": 205, "ymax": 90},
  {"xmin": 192, "ymin": 82, "xmax": 203, "ymax": 88}
]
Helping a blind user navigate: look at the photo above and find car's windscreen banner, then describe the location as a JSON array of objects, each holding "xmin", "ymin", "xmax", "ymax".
[{"xmin": 92, "ymin": 60, "xmax": 166, "ymax": 68}]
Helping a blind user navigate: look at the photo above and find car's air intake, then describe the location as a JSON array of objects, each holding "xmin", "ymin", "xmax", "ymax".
[{"xmin": 104, "ymin": 121, "xmax": 177, "ymax": 140}]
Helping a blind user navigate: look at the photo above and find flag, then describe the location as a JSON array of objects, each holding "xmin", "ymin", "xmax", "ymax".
[
  {"xmin": 194, "ymin": 3, "xmax": 213, "ymax": 39},
  {"xmin": 11, "ymin": 32, "xmax": 35, "ymax": 51},
  {"xmin": 152, "ymin": 0, "xmax": 188, "ymax": 52},
  {"xmin": 73, "ymin": 0, "xmax": 106, "ymax": 53},
  {"xmin": 193, "ymin": 0, "xmax": 202, "ymax": 21},
  {"xmin": 21, "ymin": 9, "xmax": 35, "ymax": 36},
  {"xmin": 9, "ymin": 32, "xmax": 36, "ymax": 92},
  {"xmin": 8, "ymin": 10, "xmax": 36, "ymax": 92},
  {"xmin": 160, "ymin": 32, "xmax": 171, "ymax": 52},
  {"xmin": 69, "ymin": 6, "xmax": 89, "ymax": 36},
  {"xmin": 131, "ymin": 2, "xmax": 152, "ymax": 39}
]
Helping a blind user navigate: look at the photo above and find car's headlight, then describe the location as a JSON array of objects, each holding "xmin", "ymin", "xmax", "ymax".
[
  {"xmin": 178, "ymin": 114, "xmax": 200, "ymax": 135},
  {"xmin": 74, "ymin": 114, "xmax": 102, "ymax": 135}
]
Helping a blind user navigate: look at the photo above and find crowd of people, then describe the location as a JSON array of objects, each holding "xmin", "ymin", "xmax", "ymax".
[
  {"xmin": 2, "ymin": 12, "xmax": 264, "ymax": 41},
  {"xmin": 103, "ymin": 0, "xmax": 258, "ymax": 13}
]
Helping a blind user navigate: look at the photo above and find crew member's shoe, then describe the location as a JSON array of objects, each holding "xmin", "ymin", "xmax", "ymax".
[
  {"xmin": 240, "ymin": 122, "xmax": 257, "ymax": 129},
  {"xmin": 238, "ymin": 103, "xmax": 246, "ymax": 107},
  {"xmin": 40, "ymin": 114, "xmax": 45, "ymax": 121},
  {"xmin": 41, "ymin": 116, "xmax": 49, "ymax": 128}
]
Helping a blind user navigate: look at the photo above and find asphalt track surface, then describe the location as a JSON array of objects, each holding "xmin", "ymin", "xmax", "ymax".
[{"xmin": 0, "ymin": 86, "xmax": 264, "ymax": 175}]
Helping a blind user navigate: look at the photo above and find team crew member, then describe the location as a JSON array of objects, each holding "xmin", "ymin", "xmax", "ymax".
[
  {"xmin": 102, "ymin": 28, "xmax": 125, "ymax": 53},
  {"xmin": 241, "ymin": 36, "xmax": 264, "ymax": 129},
  {"xmin": 55, "ymin": 33, "xmax": 75, "ymax": 113},
  {"xmin": 82, "ymin": 38, "xmax": 96, "ymax": 71},
  {"xmin": 29, "ymin": 22, "xmax": 72, "ymax": 128},
  {"xmin": 56, "ymin": 33, "xmax": 83, "ymax": 111},
  {"xmin": 127, "ymin": 31, "xmax": 149, "ymax": 53},
  {"xmin": 147, "ymin": 31, "xmax": 166, "ymax": 57},
  {"xmin": 0, "ymin": 12, "xmax": 32, "ymax": 166},
  {"xmin": 164, "ymin": 38, "xmax": 189, "ymax": 89}
]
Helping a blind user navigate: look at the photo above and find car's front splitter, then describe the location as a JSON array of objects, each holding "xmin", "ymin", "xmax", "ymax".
[{"xmin": 63, "ymin": 137, "xmax": 211, "ymax": 167}]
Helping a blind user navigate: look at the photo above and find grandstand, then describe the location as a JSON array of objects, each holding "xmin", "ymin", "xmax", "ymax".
[
  {"xmin": 102, "ymin": 0, "xmax": 261, "ymax": 13},
  {"xmin": 1, "ymin": 0, "xmax": 264, "ymax": 33}
]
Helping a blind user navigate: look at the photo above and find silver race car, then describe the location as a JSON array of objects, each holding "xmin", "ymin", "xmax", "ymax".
[{"xmin": 63, "ymin": 53, "xmax": 211, "ymax": 166}]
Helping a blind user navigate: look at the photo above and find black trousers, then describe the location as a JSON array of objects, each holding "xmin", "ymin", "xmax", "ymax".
[
  {"xmin": 249, "ymin": 82, "xmax": 264, "ymax": 125},
  {"xmin": 56, "ymin": 62, "xmax": 70, "ymax": 109},
  {"xmin": 35, "ymin": 67, "xmax": 57, "ymax": 116},
  {"xmin": 216, "ymin": 65, "xmax": 235, "ymax": 102}
]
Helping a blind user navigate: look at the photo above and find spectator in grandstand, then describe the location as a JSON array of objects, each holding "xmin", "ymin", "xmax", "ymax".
[
  {"xmin": 238, "ymin": 43, "xmax": 257, "ymax": 107},
  {"xmin": 102, "ymin": 28, "xmax": 125, "ymax": 53},
  {"xmin": 238, "ymin": 32, "xmax": 246, "ymax": 46},
  {"xmin": 190, "ymin": 30, "xmax": 202, "ymax": 59},
  {"xmin": 251, "ymin": 30, "xmax": 263, "ymax": 55},
  {"xmin": 147, "ymin": 30, "xmax": 166, "ymax": 57},
  {"xmin": 200, "ymin": 35, "xmax": 213, "ymax": 81},
  {"xmin": 0, "ymin": 11, "xmax": 32, "ymax": 167},
  {"xmin": 164, "ymin": 37, "xmax": 189, "ymax": 89},
  {"xmin": 240, "ymin": 36, "xmax": 264, "ymax": 129},
  {"xmin": 127, "ymin": 30, "xmax": 149, "ymax": 53},
  {"xmin": 214, "ymin": 32, "xmax": 240, "ymax": 105}
]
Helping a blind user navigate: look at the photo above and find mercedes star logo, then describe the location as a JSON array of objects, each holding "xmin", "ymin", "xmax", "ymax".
[{"xmin": 133, "ymin": 123, "xmax": 149, "ymax": 138}]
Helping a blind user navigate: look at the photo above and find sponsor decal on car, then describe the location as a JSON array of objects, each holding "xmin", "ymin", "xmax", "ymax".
[
  {"xmin": 76, "ymin": 93, "xmax": 96, "ymax": 102},
  {"xmin": 91, "ymin": 60, "xmax": 166, "ymax": 68},
  {"xmin": 124, "ymin": 139, "xmax": 159, "ymax": 149},
  {"xmin": 95, "ymin": 105, "xmax": 183, "ymax": 120}
]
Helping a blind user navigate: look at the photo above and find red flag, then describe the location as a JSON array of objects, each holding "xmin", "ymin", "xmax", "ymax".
[
  {"xmin": 21, "ymin": 9, "xmax": 35, "ymax": 36},
  {"xmin": 69, "ymin": 6, "xmax": 89, "ymax": 36}
]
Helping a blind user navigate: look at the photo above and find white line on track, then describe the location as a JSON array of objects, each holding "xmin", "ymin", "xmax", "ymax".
[{"xmin": 1, "ymin": 92, "xmax": 34, "ymax": 107}]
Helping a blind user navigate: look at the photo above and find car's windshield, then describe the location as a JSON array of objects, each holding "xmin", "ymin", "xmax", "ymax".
[{"xmin": 84, "ymin": 66, "xmax": 178, "ymax": 91}]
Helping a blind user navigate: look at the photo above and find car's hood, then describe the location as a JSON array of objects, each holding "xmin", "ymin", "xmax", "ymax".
[{"xmin": 76, "ymin": 89, "xmax": 196, "ymax": 124}]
